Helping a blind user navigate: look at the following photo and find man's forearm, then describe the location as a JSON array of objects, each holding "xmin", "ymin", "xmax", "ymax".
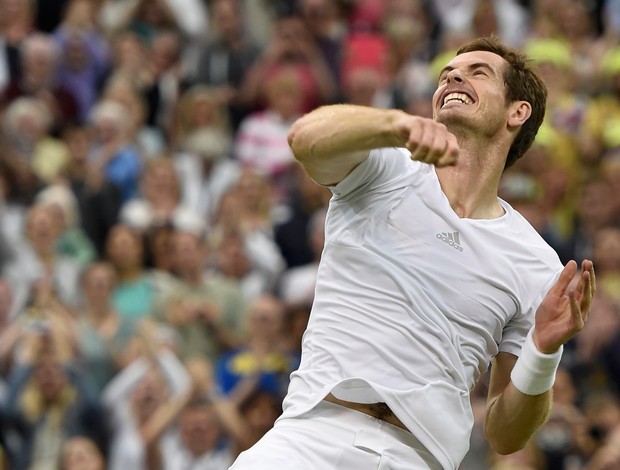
[
  {"xmin": 484, "ymin": 383, "xmax": 552, "ymax": 454},
  {"xmin": 287, "ymin": 105, "xmax": 407, "ymax": 185}
]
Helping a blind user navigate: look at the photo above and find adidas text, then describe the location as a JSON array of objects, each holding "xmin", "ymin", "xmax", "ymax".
[{"xmin": 436, "ymin": 232, "xmax": 463, "ymax": 252}]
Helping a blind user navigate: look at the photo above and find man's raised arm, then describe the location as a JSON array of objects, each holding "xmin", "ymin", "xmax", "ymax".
[{"xmin": 287, "ymin": 104, "xmax": 459, "ymax": 186}]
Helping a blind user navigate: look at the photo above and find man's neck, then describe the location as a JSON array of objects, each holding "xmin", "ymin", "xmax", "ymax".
[{"xmin": 435, "ymin": 137, "xmax": 506, "ymax": 220}]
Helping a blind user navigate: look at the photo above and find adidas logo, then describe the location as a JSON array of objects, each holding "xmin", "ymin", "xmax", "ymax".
[{"xmin": 436, "ymin": 231, "xmax": 463, "ymax": 252}]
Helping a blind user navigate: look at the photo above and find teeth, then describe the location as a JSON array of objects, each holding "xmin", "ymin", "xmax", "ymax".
[{"xmin": 443, "ymin": 92, "xmax": 472, "ymax": 107}]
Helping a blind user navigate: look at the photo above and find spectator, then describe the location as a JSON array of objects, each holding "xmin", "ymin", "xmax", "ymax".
[
  {"xmin": 345, "ymin": 0, "xmax": 384, "ymax": 33},
  {"xmin": 431, "ymin": 0, "xmax": 485, "ymax": 38},
  {"xmin": 190, "ymin": 0, "xmax": 262, "ymax": 131},
  {"xmin": 236, "ymin": 0, "xmax": 285, "ymax": 49},
  {"xmin": 297, "ymin": 0, "xmax": 346, "ymax": 86},
  {"xmin": 278, "ymin": 206, "xmax": 326, "ymax": 306},
  {"xmin": 2, "ymin": 203, "xmax": 83, "ymax": 316},
  {"xmin": 105, "ymin": 223, "xmax": 173, "ymax": 322},
  {"xmin": 160, "ymin": 397, "xmax": 235, "ymax": 469},
  {"xmin": 0, "ymin": 0, "xmax": 35, "ymax": 88},
  {"xmin": 174, "ymin": 126, "xmax": 240, "ymax": 225},
  {"xmin": 501, "ymin": 146, "xmax": 577, "ymax": 266},
  {"xmin": 104, "ymin": 31, "xmax": 150, "ymax": 98},
  {"xmin": 592, "ymin": 226, "xmax": 620, "ymax": 301},
  {"xmin": 171, "ymin": 84, "xmax": 232, "ymax": 151},
  {"xmin": 143, "ymin": 222, "xmax": 175, "ymax": 273},
  {"xmin": 238, "ymin": 13, "xmax": 336, "ymax": 114},
  {"xmin": 102, "ymin": 321, "xmax": 192, "ymax": 470},
  {"xmin": 568, "ymin": 176, "xmax": 617, "ymax": 264},
  {"xmin": 60, "ymin": 123, "xmax": 122, "ymax": 258},
  {"xmin": 210, "ymin": 226, "xmax": 285, "ymax": 302},
  {"xmin": 182, "ymin": 355, "xmax": 254, "ymax": 446},
  {"xmin": 73, "ymin": 261, "xmax": 136, "ymax": 393},
  {"xmin": 100, "ymin": 73, "xmax": 165, "ymax": 160},
  {"xmin": 341, "ymin": 62, "xmax": 386, "ymax": 109},
  {"xmin": 98, "ymin": 0, "xmax": 208, "ymax": 43},
  {"xmin": 381, "ymin": 14, "xmax": 436, "ymax": 111},
  {"xmin": 1, "ymin": 324, "xmax": 107, "ymax": 470},
  {"xmin": 53, "ymin": 0, "xmax": 112, "ymax": 122},
  {"xmin": 1, "ymin": 33, "xmax": 80, "ymax": 132},
  {"xmin": 119, "ymin": 157, "xmax": 200, "ymax": 234},
  {"xmin": 579, "ymin": 45, "xmax": 620, "ymax": 165},
  {"xmin": 2, "ymin": 96, "xmax": 70, "ymax": 184},
  {"xmin": 536, "ymin": 0, "xmax": 609, "ymax": 94},
  {"xmin": 162, "ymin": 227, "xmax": 248, "ymax": 362},
  {"xmin": 570, "ymin": 293, "xmax": 620, "ymax": 395},
  {"xmin": 138, "ymin": 30, "xmax": 184, "ymax": 141},
  {"xmin": 534, "ymin": 367, "xmax": 596, "ymax": 470},
  {"xmin": 280, "ymin": 302, "xmax": 311, "ymax": 359},
  {"xmin": 35, "ymin": 183, "xmax": 97, "ymax": 268},
  {"xmin": 212, "ymin": 168, "xmax": 278, "ymax": 239},
  {"xmin": 234, "ymin": 386, "xmax": 282, "ymax": 457},
  {"xmin": 60, "ymin": 436, "xmax": 106, "ymax": 470},
  {"xmin": 524, "ymin": 37, "xmax": 587, "ymax": 144},
  {"xmin": 581, "ymin": 391, "xmax": 620, "ymax": 469},
  {"xmin": 274, "ymin": 166, "xmax": 330, "ymax": 268},
  {"xmin": 215, "ymin": 294, "xmax": 299, "ymax": 402},
  {"xmin": 0, "ymin": 145, "xmax": 42, "ymax": 265},
  {"xmin": 88, "ymin": 99, "xmax": 143, "ymax": 202}
]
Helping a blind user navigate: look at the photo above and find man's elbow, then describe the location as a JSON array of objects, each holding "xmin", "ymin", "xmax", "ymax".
[
  {"xmin": 485, "ymin": 430, "xmax": 529, "ymax": 456},
  {"xmin": 489, "ymin": 439, "xmax": 527, "ymax": 456},
  {"xmin": 287, "ymin": 118, "xmax": 311, "ymax": 163}
]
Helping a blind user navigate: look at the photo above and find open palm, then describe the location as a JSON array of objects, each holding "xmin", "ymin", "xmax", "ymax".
[{"xmin": 533, "ymin": 259, "xmax": 596, "ymax": 354}]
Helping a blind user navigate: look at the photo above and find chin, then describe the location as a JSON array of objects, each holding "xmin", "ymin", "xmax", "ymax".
[{"xmin": 436, "ymin": 112, "xmax": 471, "ymax": 130}]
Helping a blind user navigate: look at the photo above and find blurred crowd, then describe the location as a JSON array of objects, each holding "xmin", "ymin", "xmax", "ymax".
[{"xmin": 0, "ymin": 0, "xmax": 618, "ymax": 469}]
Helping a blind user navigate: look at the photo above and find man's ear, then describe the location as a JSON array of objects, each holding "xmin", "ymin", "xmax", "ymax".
[{"xmin": 508, "ymin": 101, "xmax": 532, "ymax": 129}]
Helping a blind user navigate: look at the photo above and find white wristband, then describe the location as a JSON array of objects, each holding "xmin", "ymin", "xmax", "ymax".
[{"xmin": 510, "ymin": 328, "xmax": 563, "ymax": 396}]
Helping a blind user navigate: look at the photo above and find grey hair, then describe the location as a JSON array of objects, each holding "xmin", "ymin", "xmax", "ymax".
[
  {"xmin": 182, "ymin": 127, "xmax": 232, "ymax": 161},
  {"xmin": 21, "ymin": 33, "xmax": 61, "ymax": 64},
  {"xmin": 89, "ymin": 100, "xmax": 131, "ymax": 132},
  {"xmin": 2, "ymin": 97, "xmax": 53, "ymax": 134}
]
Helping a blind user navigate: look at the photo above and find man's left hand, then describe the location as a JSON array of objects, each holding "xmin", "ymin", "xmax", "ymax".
[{"xmin": 533, "ymin": 259, "xmax": 596, "ymax": 354}]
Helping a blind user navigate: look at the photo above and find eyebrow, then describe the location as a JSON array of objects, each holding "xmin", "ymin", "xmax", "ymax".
[{"xmin": 438, "ymin": 62, "xmax": 496, "ymax": 79}]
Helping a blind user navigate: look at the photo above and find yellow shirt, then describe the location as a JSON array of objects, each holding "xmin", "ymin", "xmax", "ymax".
[{"xmin": 32, "ymin": 137, "xmax": 69, "ymax": 183}]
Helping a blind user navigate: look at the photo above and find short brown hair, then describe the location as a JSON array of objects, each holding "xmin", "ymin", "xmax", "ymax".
[{"xmin": 456, "ymin": 35, "xmax": 548, "ymax": 169}]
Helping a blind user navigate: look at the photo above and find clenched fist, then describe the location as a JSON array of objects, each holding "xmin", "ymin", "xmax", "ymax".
[{"xmin": 394, "ymin": 115, "xmax": 460, "ymax": 167}]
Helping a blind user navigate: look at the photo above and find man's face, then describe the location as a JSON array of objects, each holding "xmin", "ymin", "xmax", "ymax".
[
  {"xmin": 212, "ymin": 0, "xmax": 242, "ymax": 39},
  {"xmin": 83, "ymin": 264, "xmax": 115, "ymax": 303},
  {"xmin": 432, "ymin": 50, "xmax": 509, "ymax": 136},
  {"xmin": 62, "ymin": 437, "xmax": 104, "ymax": 470},
  {"xmin": 35, "ymin": 361, "xmax": 67, "ymax": 402},
  {"xmin": 171, "ymin": 232, "xmax": 204, "ymax": 272},
  {"xmin": 179, "ymin": 407, "xmax": 221, "ymax": 455}
]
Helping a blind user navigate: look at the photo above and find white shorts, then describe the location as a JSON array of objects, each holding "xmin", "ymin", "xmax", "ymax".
[{"xmin": 229, "ymin": 400, "xmax": 443, "ymax": 470}]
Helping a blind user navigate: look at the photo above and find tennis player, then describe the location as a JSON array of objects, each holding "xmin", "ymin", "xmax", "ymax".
[{"xmin": 230, "ymin": 35, "xmax": 595, "ymax": 470}]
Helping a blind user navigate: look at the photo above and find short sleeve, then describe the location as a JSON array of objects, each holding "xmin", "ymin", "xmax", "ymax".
[
  {"xmin": 498, "ymin": 270, "xmax": 561, "ymax": 356},
  {"xmin": 330, "ymin": 147, "xmax": 418, "ymax": 200}
]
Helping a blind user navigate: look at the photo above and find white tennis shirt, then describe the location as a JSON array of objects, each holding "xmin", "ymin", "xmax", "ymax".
[{"xmin": 279, "ymin": 147, "xmax": 563, "ymax": 469}]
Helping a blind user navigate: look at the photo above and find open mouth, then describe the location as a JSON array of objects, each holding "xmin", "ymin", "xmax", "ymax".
[{"xmin": 442, "ymin": 92, "xmax": 474, "ymax": 108}]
